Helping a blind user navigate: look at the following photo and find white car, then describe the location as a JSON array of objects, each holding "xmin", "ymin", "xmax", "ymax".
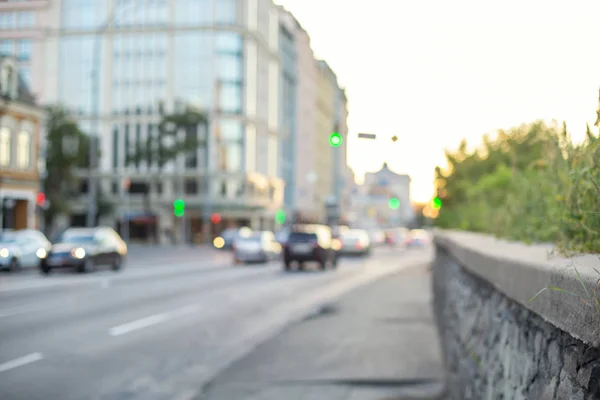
[{"xmin": 0, "ymin": 229, "xmax": 52, "ymax": 271}]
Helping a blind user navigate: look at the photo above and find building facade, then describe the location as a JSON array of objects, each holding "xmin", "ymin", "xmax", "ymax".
[
  {"xmin": 0, "ymin": 56, "xmax": 44, "ymax": 232},
  {"xmin": 38, "ymin": 0, "xmax": 284, "ymax": 243},
  {"xmin": 351, "ymin": 162, "xmax": 413, "ymax": 229},
  {"xmin": 287, "ymin": 10, "xmax": 319, "ymax": 222},
  {"xmin": 314, "ymin": 60, "xmax": 337, "ymax": 222},
  {"xmin": 0, "ymin": 0, "xmax": 44, "ymax": 97},
  {"xmin": 277, "ymin": 8, "xmax": 296, "ymax": 215}
]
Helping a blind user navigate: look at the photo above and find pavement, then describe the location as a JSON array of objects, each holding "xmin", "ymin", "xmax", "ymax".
[
  {"xmin": 198, "ymin": 251, "xmax": 446, "ymax": 400},
  {"xmin": 0, "ymin": 245, "xmax": 442, "ymax": 400}
]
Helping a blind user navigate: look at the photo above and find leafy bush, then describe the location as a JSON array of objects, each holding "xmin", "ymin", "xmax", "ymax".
[{"xmin": 435, "ymin": 101, "xmax": 600, "ymax": 254}]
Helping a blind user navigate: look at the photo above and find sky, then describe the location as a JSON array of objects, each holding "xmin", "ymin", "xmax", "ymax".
[{"xmin": 274, "ymin": 0, "xmax": 600, "ymax": 202}]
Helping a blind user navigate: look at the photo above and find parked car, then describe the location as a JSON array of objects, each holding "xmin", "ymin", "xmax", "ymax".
[
  {"xmin": 41, "ymin": 227, "xmax": 127, "ymax": 274},
  {"xmin": 283, "ymin": 224, "xmax": 339, "ymax": 271},
  {"xmin": 232, "ymin": 231, "xmax": 281, "ymax": 264},
  {"xmin": 214, "ymin": 227, "xmax": 252, "ymax": 250},
  {"xmin": 339, "ymin": 229, "xmax": 371, "ymax": 256},
  {"xmin": 0, "ymin": 229, "xmax": 52, "ymax": 271}
]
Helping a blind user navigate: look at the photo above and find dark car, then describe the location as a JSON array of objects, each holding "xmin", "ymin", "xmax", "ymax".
[
  {"xmin": 40, "ymin": 227, "xmax": 128, "ymax": 274},
  {"xmin": 283, "ymin": 224, "xmax": 339, "ymax": 271}
]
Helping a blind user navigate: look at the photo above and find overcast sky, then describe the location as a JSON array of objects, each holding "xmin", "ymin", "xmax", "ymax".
[{"xmin": 275, "ymin": 0, "xmax": 600, "ymax": 202}]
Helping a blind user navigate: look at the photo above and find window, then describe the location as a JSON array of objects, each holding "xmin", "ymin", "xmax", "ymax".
[
  {"xmin": 0, "ymin": 40, "xmax": 13, "ymax": 56},
  {"xmin": 216, "ymin": 0, "xmax": 238, "ymax": 25},
  {"xmin": 219, "ymin": 120, "xmax": 243, "ymax": 142},
  {"xmin": 0, "ymin": 127, "xmax": 10, "ymax": 166},
  {"xmin": 16, "ymin": 131, "xmax": 30, "ymax": 168},
  {"xmin": 216, "ymin": 33, "xmax": 242, "ymax": 54},
  {"xmin": 218, "ymin": 54, "xmax": 242, "ymax": 82},
  {"xmin": 218, "ymin": 142, "xmax": 242, "ymax": 172},
  {"xmin": 19, "ymin": 66, "xmax": 31, "ymax": 87},
  {"xmin": 219, "ymin": 82, "xmax": 242, "ymax": 114},
  {"xmin": 0, "ymin": 13, "xmax": 15, "ymax": 30},
  {"xmin": 16, "ymin": 11, "xmax": 34, "ymax": 29}
]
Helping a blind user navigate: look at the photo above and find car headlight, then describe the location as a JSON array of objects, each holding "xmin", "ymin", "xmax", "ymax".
[
  {"xmin": 213, "ymin": 237, "xmax": 225, "ymax": 249},
  {"xmin": 36, "ymin": 248, "xmax": 47, "ymax": 259},
  {"xmin": 71, "ymin": 248, "xmax": 86, "ymax": 259},
  {"xmin": 0, "ymin": 248, "xmax": 9, "ymax": 258}
]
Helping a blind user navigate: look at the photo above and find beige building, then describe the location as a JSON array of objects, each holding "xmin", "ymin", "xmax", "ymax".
[
  {"xmin": 314, "ymin": 60, "xmax": 338, "ymax": 221},
  {"xmin": 0, "ymin": 56, "xmax": 44, "ymax": 232}
]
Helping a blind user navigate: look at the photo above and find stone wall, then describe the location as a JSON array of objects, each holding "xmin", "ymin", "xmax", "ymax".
[{"xmin": 432, "ymin": 231, "xmax": 600, "ymax": 400}]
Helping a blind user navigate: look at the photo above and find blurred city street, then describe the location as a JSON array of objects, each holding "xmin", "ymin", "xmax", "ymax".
[{"xmin": 0, "ymin": 245, "xmax": 442, "ymax": 400}]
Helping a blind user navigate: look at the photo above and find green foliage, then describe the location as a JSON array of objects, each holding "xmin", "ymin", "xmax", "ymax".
[
  {"xmin": 43, "ymin": 105, "xmax": 111, "ymax": 226},
  {"xmin": 435, "ymin": 110, "xmax": 600, "ymax": 254},
  {"xmin": 44, "ymin": 106, "xmax": 91, "ymax": 222},
  {"xmin": 126, "ymin": 107, "xmax": 209, "ymax": 168}
]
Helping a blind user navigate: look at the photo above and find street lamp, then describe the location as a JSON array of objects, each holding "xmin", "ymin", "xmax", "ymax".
[{"xmin": 86, "ymin": 2, "xmax": 145, "ymax": 227}]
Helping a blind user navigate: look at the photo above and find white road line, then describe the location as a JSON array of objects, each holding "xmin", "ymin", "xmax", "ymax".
[
  {"xmin": 0, "ymin": 353, "xmax": 44, "ymax": 373},
  {"xmin": 109, "ymin": 304, "xmax": 202, "ymax": 337}
]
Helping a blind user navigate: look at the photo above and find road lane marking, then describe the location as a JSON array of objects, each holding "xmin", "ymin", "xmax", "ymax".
[
  {"xmin": 109, "ymin": 304, "xmax": 202, "ymax": 337},
  {"xmin": 0, "ymin": 353, "xmax": 44, "ymax": 373}
]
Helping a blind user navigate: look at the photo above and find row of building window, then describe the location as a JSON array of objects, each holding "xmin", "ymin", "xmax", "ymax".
[
  {"xmin": 60, "ymin": 0, "xmax": 239, "ymax": 30},
  {"xmin": 0, "ymin": 39, "xmax": 32, "ymax": 61},
  {"xmin": 0, "ymin": 127, "xmax": 31, "ymax": 169},
  {"xmin": 0, "ymin": 11, "xmax": 35, "ymax": 30},
  {"xmin": 110, "ymin": 121, "xmax": 244, "ymax": 172}
]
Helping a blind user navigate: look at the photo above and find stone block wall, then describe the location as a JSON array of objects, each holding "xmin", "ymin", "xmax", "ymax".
[{"xmin": 432, "ymin": 231, "xmax": 600, "ymax": 400}]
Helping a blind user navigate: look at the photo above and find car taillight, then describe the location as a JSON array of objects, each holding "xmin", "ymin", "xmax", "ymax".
[{"xmin": 355, "ymin": 242, "xmax": 363, "ymax": 249}]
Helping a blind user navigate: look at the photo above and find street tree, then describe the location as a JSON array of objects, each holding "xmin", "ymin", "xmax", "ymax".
[
  {"xmin": 125, "ymin": 106, "xmax": 209, "ymax": 210},
  {"xmin": 43, "ymin": 105, "xmax": 112, "ymax": 230}
]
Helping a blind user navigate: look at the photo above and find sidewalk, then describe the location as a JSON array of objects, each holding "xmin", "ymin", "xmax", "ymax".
[{"xmin": 198, "ymin": 263, "xmax": 447, "ymax": 400}]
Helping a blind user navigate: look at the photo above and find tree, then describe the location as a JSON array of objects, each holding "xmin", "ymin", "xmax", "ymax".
[
  {"xmin": 43, "ymin": 105, "xmax": 112, "ymax": 230},
  {"xmin": 125, "ymin": 106, "xmax": 209, "ymax": 209},
  {"xmin": 595, "ymin": 87, "xmax": 600, "ymax": 128}
]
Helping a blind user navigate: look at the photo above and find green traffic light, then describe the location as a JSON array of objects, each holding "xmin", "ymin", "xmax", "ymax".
[
  {"xmin": 275, "ymin": 209, "xmax": 286, "ymax": 225},
  {"xmin": 329, "ymin": 132, "xmax": 342, "ymax": 147},
  {"xmin": 388, "ymin": 197, "xmax": 400, "ymax": 210},
  {"xmin": 173, "ymin": 199, "xmax": 185, "ymax": 217},
  {"xmin": 432, "ymin": 197, "xmax": 442, "ymax": 210}
]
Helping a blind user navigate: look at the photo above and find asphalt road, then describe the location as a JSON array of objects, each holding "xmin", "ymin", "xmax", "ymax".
[{"xmin": 0, "ymin": 246, "xmax": 437, "ymax": 400}]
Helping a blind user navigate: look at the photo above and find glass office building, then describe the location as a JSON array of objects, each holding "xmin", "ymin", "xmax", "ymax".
[{"xmin": 52, "ymin": 0, "xmax": 284, "ymax": 240}]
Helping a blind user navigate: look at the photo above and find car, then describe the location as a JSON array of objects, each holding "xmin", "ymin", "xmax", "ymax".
[
  {"xmin": 405, "ymin": 229, "xmax": 430, "ymax": 247},
  {"xmin": 0, "ymin": 229, "xmax": 52, "ymax": 271},
  {"xmin": 232, "ymin": 231, "xmax": 281, "ymax": 264},
  {"xmin": 283, "ymin": 224, "xmax": 339, "ymax": 271},
  {"xmin": 339, "ymin": 229, "xmax": 371, "ymax": 256},
  {"xmin": 41, "ymin": 227, "xmax": 127, "ymax": 274},
  {"xmin": 214, "ymin": 227, "xmax": 252, "ymax": 250}
]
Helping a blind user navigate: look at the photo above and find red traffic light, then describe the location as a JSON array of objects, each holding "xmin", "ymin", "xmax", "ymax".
[
  {"xmin": 36, "ymin": 192, "xmax": 46, "ymax": 206},
  {"xmin": 210, "ymin": 213, "xmax": 222, "ymax": 224}
]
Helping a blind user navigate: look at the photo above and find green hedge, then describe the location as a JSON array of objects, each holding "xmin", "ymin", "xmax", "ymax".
[{"xmin": 435, "ymin": 120, "xmax": 600, "ymax": 255}]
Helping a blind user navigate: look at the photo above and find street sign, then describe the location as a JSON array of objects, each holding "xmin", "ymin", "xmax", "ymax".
[{"xmin": 358, "ymin": 133, "xmax": 376, "ymax": 139}]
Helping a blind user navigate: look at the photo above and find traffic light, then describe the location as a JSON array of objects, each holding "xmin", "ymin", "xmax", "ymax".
[
  {"xmin": 173, "ymin": 199, "xmax": 185, "ymax": 217},
  {"xmin": 210, "ymin": 213, "xmax": 222, "ymax": 224},
  {"xmin": 329, "ymin": 132, "xmax": 342, "ymax": 147},
  {"xmin": 36, "ymin": 192, "xmax": 46, "ymax": 207},
  {"xmin": 432, "ymin": 197, "xmax": 442, "ymax": 210},
  {"xmin": 388, "ymin": 197, "xmax": 400, "ymax": 210},
  {"xmin": 275, "ymin": 209, "xmax": 286, "ymax": 225}
]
